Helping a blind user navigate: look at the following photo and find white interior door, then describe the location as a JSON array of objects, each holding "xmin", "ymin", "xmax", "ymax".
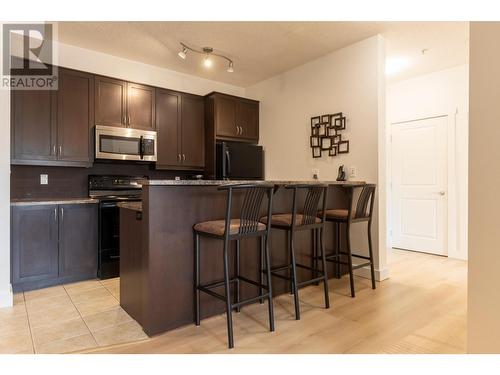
[{"xmin": 391, "ymin": 116, "xmax": 448, "ymax": 255}]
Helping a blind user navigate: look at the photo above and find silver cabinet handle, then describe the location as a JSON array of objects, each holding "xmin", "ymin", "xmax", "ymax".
[
  {"xmin": 54, "ymin": 207, "xmax": 57, "ymax": 221},
  {"xmin": 182, "ymin": 154, "xmax": 186, "ymax": 161},
  {"xmin": 61, "ymin": 207, "xmax": 64, "ymax": 221},
  {"xmin": 236, "ymin": 125, "xmax": 239, "ymax": 135},
  {"xmin": 59, "ymin": 145, "xmax": 62, "ymax": 156},
  {"xmin": 52, "ymin": 145, "xmax": 56, "ymax": 156},
  {"xmin": 239, "ymin": 126, "xmax": 243, "ymax": 135},
  {"xmin": 123, "ymin": 115, "xmax": 126, "ymax": 125},
  {"xmin": 128, "ymin": 115, "xmax": 131, "ymax": 126},
  {"xmin": 178, "ymin": 154, "xmax": 181, "ymax": 162}
]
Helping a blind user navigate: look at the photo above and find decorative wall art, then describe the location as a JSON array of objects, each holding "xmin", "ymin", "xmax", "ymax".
[{"xmin": 310, "ymin": 112, "xmax": 349, "ymax": 158}]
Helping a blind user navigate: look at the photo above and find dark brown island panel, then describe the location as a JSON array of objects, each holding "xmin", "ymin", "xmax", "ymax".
[{"xmin": 119, "ymin": 180, "xmax": 364, "ymax": 336}]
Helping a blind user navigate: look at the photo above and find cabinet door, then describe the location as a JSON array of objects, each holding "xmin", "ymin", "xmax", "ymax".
[
  {"xmin": 236, "ymin": 100, "xmax": 259, "ymax": 141},
  {"xmin": 57, "ymin": 68, "xmax": 94, "ymax": 165},
  {"xmin": 156, "ymin": 89, "xmax": 181, "ymax": 168},
  {"xmin": 215, "ymin": 95, "xmax": 238, "ymax": 138},
  {"xmin": 181, "ymin": 94, "xmax": 204, "ymax": 168},
  {"xmin": 11, "ymin": 205, "xmax": 59, "ymax": 285},
  {"xmin": 95, "ymin": 76, "xmax": 127, "ymax": 127},
  {"xmin": 128, "ymin": 82, "xmax": 155, "ymax": 130},
  {"xmin": 58, "ymin": 204, "xmax": 98, "ymax": 278},
  {"xmin": 11, "ymin": 89, "xmax": 57, "ymax": 162}
]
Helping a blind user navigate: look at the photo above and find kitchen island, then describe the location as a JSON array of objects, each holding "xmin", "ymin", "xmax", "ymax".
[{"xmin": 119, "ymin": 180, "xmax": 364, "ymax": 336}]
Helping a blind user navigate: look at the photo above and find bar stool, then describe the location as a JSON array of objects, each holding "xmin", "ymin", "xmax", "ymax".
[
  {"xmin": 260, "ymin": 184, "xmax": 330, "ymax": 321},
  {"xmin": 193, "ymin": 183, "xmax": 275, "ymax": 349},
  {"xmin": 317, "ymin": 184, "xmax": 376, "ymax": 297}
]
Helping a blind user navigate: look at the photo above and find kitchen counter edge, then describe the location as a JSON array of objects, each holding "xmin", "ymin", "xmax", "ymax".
[
  {"xmin": 11, "ymin": 198, "xmax": 99, "ymax": 206},
  {"xmin": 142, "ymin": 180, "xmax": 366, "ymax": 186}
]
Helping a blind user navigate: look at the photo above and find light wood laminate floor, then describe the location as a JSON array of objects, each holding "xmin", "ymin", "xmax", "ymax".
[{"xmin": 85, "ymin": 249, "xmax": 467, "ymax": 354}]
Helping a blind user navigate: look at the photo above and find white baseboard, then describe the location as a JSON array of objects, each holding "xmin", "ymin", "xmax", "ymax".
[
  {"xmin": 354, "ymin": 266, "xmax": 390, "ymax": 281},
  {"xmin": 0, "ymin": 284, "xmax": 13, "ymax": 308}
]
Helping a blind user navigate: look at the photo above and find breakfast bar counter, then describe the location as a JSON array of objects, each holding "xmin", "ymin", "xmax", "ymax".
[{"xmin": 119, "ymin": 180, "xmax": 364, "ymax": 336}]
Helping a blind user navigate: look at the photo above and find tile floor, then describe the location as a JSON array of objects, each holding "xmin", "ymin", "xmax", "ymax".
[{"xmin": 0, "ymin": 278, "xmax": 148, "ymax": 354}]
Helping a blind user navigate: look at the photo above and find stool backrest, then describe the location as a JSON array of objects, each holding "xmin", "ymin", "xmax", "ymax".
[
  {"xmin": 347, "ymin": 184, "xmax": 376, "ymax": 221},
  {"xmin": 286, "ymin": 184, "xmax": 328, "ymax": 226},
  {"xmin": 218, "ymin": 183, "xmax": 275, "ymax": 236}
]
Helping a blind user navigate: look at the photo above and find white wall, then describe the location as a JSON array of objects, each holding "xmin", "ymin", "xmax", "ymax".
[
  {"xmin": 246, "ymin": 35, "xmax": 388, "ymax": 280},
  {"xmin": 386, "ymin": 65, "xmax": 469, "ymax": 260},
  {"xmin": 0, "ymin": 23, "xmax": 12, "ymax": 307},
  {"xmin": 0, "ymin": 36, "xmax": 245, "ymax": 308}
]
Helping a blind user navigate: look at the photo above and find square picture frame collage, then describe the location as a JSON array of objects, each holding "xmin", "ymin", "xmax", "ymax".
[{"xmin": 310, "ymin": 112, "xmax": 349, "ymax": 158}]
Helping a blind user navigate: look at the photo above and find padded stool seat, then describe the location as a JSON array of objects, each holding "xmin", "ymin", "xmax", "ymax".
[
  {"xmin": 260, "ymin": 213, "xmax": 321, "ymax": 227},
  {"xmin": 194, "ymin": 219, "xmax": 266, "ymax": 237},
  {"xmin": 318, "ymin": 209, "xmax": 349, "ymax": 220}
]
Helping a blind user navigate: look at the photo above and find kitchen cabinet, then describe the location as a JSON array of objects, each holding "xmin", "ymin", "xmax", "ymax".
[
  {"xmin": 11, "ymin": 205, "xmax": 59, "ymax": 286},
  {"xmin": 11, "ymin": 202, "xmax": 98, "ymax": 291},
  {"xmin": 206, "ymin": 92, "xmax": 259, "ymax": 142},
  {"xmin": 95, "ymin": 76, "xmax": 155, "ymax": 130},
  {"xmin": 155, "ymin": 89, "xmax": 204, "ymax": 170},
  {"xmin": 58, "ymin": 204, "xmax": 98, "ymax": 279},
  {"xmin": 11, "ymin": 66, "xmax": 93, "ymax": 167},
  {"xmin": 57, "ymin": 68, "xmax": 94, "ymax": 164}
]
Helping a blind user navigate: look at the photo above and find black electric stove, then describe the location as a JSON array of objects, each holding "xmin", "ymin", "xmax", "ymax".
[{"xmin": 89, "ymin": 175, "xmax": 146, "ymax": 279}]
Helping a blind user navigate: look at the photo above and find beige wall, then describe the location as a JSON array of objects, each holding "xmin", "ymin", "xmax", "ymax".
[
  {"xmin": 246, "ymin": 35, "xmax": 388, "ymax": 280},
  {"xmin": 468, "ymin": 22, "xmax": 500, "ymax": 353}
]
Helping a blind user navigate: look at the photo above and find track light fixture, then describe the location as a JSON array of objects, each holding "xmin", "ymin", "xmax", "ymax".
[{"xmin": 178, "ymin": 42, "xmax": 234, "ymax": 73}]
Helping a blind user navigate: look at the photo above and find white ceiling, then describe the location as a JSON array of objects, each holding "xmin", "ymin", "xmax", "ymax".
[{"xmin": 57, "ymin": 21, "xmax": 469, "ymax": 87}]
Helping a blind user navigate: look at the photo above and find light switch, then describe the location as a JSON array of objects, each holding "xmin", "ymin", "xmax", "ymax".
[
  {"xmin": 349, "ymin": 166, "xmax": 357, "ymax": 179},
  {"xmin": 40, "ymin": 174, "xmax": 48, "ymax": 185},
  {"xmin": 311, "ymin": 169, "xmax": 320, "ymax": 180}
]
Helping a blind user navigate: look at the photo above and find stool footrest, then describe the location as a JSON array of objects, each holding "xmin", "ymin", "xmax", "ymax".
[
  {"xmin": 352, "ymin": 262, "xmax": 372, "ymax": 270},
  {"xmin": 232, "ymin": 294, "xmax": 271, "ymax": 309}
]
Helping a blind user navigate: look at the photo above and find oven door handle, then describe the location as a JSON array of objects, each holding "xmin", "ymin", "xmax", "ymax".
[{"xmin": 100, "ymin": 202, "xmax": 119, "ymax": 208}]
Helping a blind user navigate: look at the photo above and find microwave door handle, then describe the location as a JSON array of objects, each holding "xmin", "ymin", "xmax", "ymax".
[
  {"xmin": 225, "ymin": 149, "xmax": 231, "ymax": 179},
  {"xmin": 139, "ymin": 136, "xmax": 145, "ymax": 159}
]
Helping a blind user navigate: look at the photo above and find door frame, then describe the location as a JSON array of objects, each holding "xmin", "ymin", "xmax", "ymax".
[{"xmin": 388, "ymin": 112, "xmax": 458, "ymax": 259}]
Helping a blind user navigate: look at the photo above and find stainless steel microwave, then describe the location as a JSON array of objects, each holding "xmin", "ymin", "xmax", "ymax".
[{"xmin": 95, "ymin": 125, "xmax": 157, "ymax": 162}]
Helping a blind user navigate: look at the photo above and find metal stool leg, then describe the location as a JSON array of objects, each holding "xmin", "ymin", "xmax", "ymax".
[
  {"xmin": 264, "ymin": 234, "xmax": 275, "ymax": 332},
  {"xmin": 289, "ymin": 229, "xmax": 301, "ymax": 320},
  {"xmin": 235, "ymin": 240, "xmax": 241, "ymax": 312},
  {"xmin": 319, "ymin": 226, "xmax": 330, "ymax": 309},
  {"xmin": 223, "ymin": 238, "xmax": 234, "ymax": 348},
  {"xmin": 194, "ymin": 232, "xmax": 200, "ymax": 326},
  {"xmin": 313, "ymin": 228, "xmax": 319, "ymax": 285},
  {"xmin": 259, "ymin": 236, "xmax": 264, "ymax": 304},
  {"xmin": 288, "ymin": 230, "xmax": 293, "ymax": 295},
  {"xmin": 368, "ymin": 221, "xmax": 376, "ymax": 290},
  {"xmin": 336, "ymin": 222, "xmax": 341, "ymax": 278},
  {"xmin": 345, "ymin": 222, "xmax": 355, "ymax": 298}
]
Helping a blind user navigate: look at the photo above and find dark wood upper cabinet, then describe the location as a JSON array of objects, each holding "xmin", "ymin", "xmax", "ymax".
[
  {"xmin": 181, "ymin": 94, "xmax": 204, "ymax": 168},
  {"xmin": 95, "ymin": 77, "xmax": 155, "ymax": 130},
  {"xmin": 128, "ymin": 83, "xmax": 155, "ymax": 130},
  {"xmin": 95, "ymin": 76, "xmax": 127, "ymax": 127},
  {"xmin": 11, "ymin": 89, "xmax": 57, "ymax": 162},
  {"xmin": 215, "ymin": 95, "xmax": 237, "ymax": 138},
  {"xmin": 236, "ymin": 99, "xmax": 259, "ymax": 140},
  {"xmin": 11, "ymin": 205, "xmax": 59, "ymax": 285},
  {"xmin": 57, "ymin": 68, "xmax": 94, "ymax": 164},
  {"xmin": 207, "ymin": 92, "xmax": 259, "ymax": 143},
  {"xmin": 58, "ymin": 204, "xmax": 98, "ymax": 278},
  {"xmin": 155, "ymin": 89, "xmax": 204, "ymax": 170},
  {"xmin": 156, "ymin": 89, "xmax": 181, "ymax": 168}
]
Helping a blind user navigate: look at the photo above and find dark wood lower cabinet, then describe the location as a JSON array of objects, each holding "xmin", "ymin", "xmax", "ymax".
[
  {"xmin": 11, "ymin": 203, "xmax": 98, "ymax": 292},
  {"xmin": 58, "ymin": 204, "xmax": 98, "ymax": 279},
  {"xmin": 11, "ymin": 205, "xmax": 59, "ymax": 286}
]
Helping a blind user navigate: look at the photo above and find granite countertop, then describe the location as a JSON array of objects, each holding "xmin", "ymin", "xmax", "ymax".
[
  {"xmin": 142, "ymin": 179, "xmax": 366, "ymax": 186},
  {"xmin": 11, "ymin": 198, "xmax": 99, "ymax": 206},
  {"xmin": 117, "ymin": 201, "xmax": 142, "ymax": 212}
]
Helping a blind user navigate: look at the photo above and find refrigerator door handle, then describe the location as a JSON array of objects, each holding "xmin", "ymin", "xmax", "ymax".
[{"xmin": 225, "ymin": 149, "xmax": 231, "ymax": 179}]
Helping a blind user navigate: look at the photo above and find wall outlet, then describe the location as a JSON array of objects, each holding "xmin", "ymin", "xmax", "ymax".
[
  {"xmin": 348, "ymin": 166, "xmax": 357, "ymax": 179},
  {"xmin": 311, "ymin": 168, "xmax": 320, "ymax": 180},
  {"xmin": 40, "ymin": 174, "xmax": 48, "ymax": 185}
]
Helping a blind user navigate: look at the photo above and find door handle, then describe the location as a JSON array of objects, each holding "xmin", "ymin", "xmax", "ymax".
[
  {"xmin": 239, "ymin": 126, "xmax": 243, "ymax": 135},
  {"xmin": 59, "ymin": 145, "xmax": 62, "ymax": 156},
  {"xmin": 61, "ymin": 207, "xmax": 64, "ymax": 221},
  {"xmin": 439, "ymin": 191, "xmax": 446, "ymax": 196},
  {"xmin": 178, "ymin": 154, "xmax": 181, "ymax": 162},
  {"xmin": 54, "ymin": 207, "xmax": 57, "ymax": 221},
  {"xmin": 235, "ymin": 125, "xmax": 239, "ymax": 135},
  {"xmin": 52, "ymin": 145, "xmax": 56, "ymax": 156},
  {"xmin": 182, "ymin": 154, "xmax": 186, "ymax": 161}
]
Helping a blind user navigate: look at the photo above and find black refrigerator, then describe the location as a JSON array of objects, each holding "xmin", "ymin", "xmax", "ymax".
[{"xmin": 216, "ymin": 141, "xmax": 264, "ymax": 180}]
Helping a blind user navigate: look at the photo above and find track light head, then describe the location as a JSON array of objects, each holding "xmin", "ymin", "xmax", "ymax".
[
  {"xmin": 227, "ymin": 61, "xmax": 234, "ymax": 73},
  {"xmin": 178, "ymin": 46, "xmax": 188, "ymax": 60}
]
